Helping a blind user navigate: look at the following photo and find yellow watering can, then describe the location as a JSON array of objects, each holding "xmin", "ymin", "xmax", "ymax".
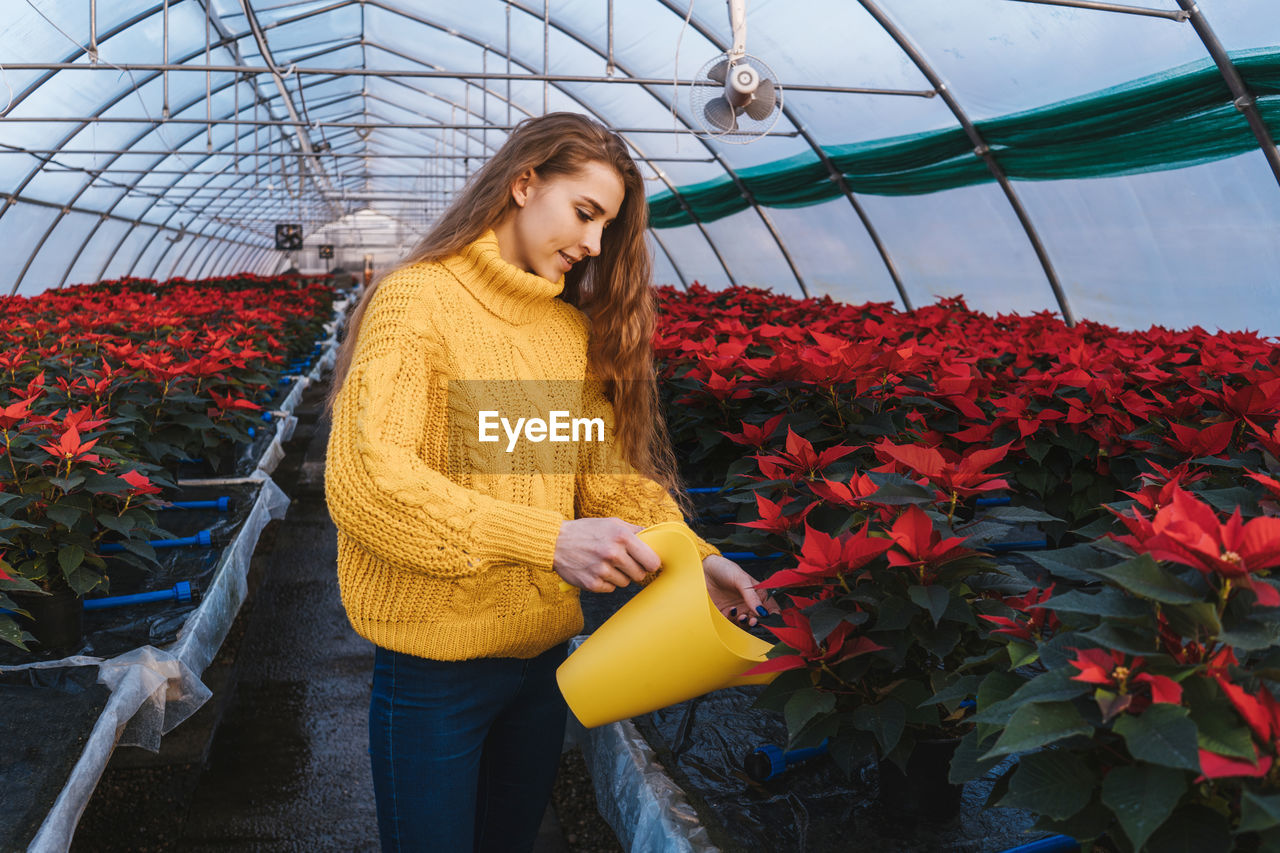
[{"xmin": 556, "ymin": 521, "xmax": 778, "ymax": 728}]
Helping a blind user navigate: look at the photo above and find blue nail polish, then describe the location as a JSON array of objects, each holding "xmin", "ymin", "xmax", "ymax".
[{"xmin": 756, "ymin": 606, "xmax": 769, "ymax": 618}]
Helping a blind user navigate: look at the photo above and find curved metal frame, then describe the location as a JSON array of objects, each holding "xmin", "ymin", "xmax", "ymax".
[
  {"xmin": 5, "ymin": 0, "xmax": 1279, "ymax": 303},
  {"xmin": 648, "ymin": 0, "xmax": 911, "ymax": 306},
  {"xmin": 856, "ymin": 0, "xmax": 1075, "ymax": 325}
]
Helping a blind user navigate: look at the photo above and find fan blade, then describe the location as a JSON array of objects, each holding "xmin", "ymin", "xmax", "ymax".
[
  {"xmin": 704, "ymin": 96, "xmax": 737, "ymax": 133},
  {"xmin": 744, "ymin": 78, "xmax": 777, "ymax": 121},
  {"xmin": 707, "ymin": 59, "xmax": 729, "ymax": 84}
]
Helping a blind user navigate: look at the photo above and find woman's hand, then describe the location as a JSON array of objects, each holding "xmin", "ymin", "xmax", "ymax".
[
  {"xmin": 703, "ymin": 553, "xmax": 778, "ymax": 627},
  {"xmin": 553, "ymin": 517, "xmax": 661, "ymax": 593}
]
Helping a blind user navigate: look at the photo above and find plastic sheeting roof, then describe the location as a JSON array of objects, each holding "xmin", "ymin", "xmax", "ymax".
[{"xmin": 2, "ymin": 0, "xmax": 1279, "ymax": 334}]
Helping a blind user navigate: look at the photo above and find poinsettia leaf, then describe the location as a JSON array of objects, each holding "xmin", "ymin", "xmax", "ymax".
[
  {"xmin": 57, "ymin": 544, "xmax": 85, "ymax": 576},
  {"xmin": 1079, "ymin": 623, "xmax": 1160, "ymax": 657},
  {"xmin": 908, "ymin": 584, "xmax": 950, "ymax": 625},
  {"xmin": 852, "ymin": 698, "xmax": 905, "ymax": 756},
  {"xmin": 1161, "ymin": 600, "xmax": 1222, "ymax": 638},
  {"xmin": 1182, "ymin": 677, "xmax": 1258, "ymax": 761},
  {"xmin": 45, "ymin": 503, "xmax": 85, "ymax": 529},
  {"xmin": 925, "ymin": 673, "xmax": 982, "ymax": 709},
  {"xmin": 948, "ymin": 726, "xmax": 1001, "ymax": 783},
  {"xmin": 1089, "ymin": 554, "xmax": 1200, "ymax": 605},
  {"xmin": 1100, "ymin": 763, "xmax": 1187, "ymax": 852},
  {"xmin": 805, "ymin": 600, "xmax": 867, "ymax": 643},
  {"xmin": 784, "ymin": 690, "xmax": 836, "ymax": 744},
  {"xmin": 980, "ymin": 701, "xmax": 1093, "ymax": 760},
  {"xmin": 982, "ymin": 505, "xmax": 1065, "ymax": 525},
  {"xmin": 1043, "ymin": 588, "xmax": 1151, "ymax": 620},
  {"xmin": 1145, "ymin": 804, "xmax": 1232, "ymax": 853},
  {"xmin": 973, "ymin": 667, "xmax": 1092, "ymax": 725},
  {"xmin": 0, "ymin": 615, "xmax": 31, "ymax": 650},
  {"xmin": 1235, "ymin": 791, "xmax": 1280, "ymax": 835},
  {"xmin": 96, "ymin": 513, "xmax": 136, "ymax": 536},
  {"xmin": 864, "ymin": 472, "xmax": 936, "ymax": 505},
  {"xmin": 1112, "ymin": 704, "xmax": 1200, "ymax": 772},
  {"xmin": 998, "ymin": 749, "xmax": 1094, "ymax": 820},
  {"xmin": 1024, "ymin": 544, "xmax": 1115, "ymax": 583},
  {"xmin": 1029, "ymin": 795, "xmax": 1115, "ymax": 844},
  {"xmin": 49, "ymin": 474, "xmax": 86, "ymax": 494},
  {"xmin": 1220, "ymin": 619, "xmax": 1280, "ymax": 650}
]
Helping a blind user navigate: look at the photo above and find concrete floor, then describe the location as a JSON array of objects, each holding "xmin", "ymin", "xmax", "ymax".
[{"xmin": 73, "ymin": 381, "xmax": 570, "ymax": 852}]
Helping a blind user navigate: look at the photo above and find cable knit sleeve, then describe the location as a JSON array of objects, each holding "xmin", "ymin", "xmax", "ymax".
[
  {"xmin": 324, "ymin": 274, "xmax": 567, "ymax": 578},
  {"xmin": 573, "ymin": 371, "xmax": 721, "ymax": 563}
]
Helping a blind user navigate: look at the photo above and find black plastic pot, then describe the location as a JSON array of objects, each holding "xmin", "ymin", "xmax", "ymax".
[
  {"xmin": 876, "ymin": 737, "xmax": 963, "ymax": 821},
  {"xmin": 11, "ymin": 586, "xmax": 83, "ymax": 655}
]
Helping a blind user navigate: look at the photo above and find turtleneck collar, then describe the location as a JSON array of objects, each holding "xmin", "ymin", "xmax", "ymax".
[{"xmin": 442, "ymin": 229, "xmax": 565, "ymax": 326}]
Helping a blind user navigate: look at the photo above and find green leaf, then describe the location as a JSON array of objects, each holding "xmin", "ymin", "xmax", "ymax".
[
  {"xmin": 980, "ymin": 701, "xmax": 1093, "ymax": 760},
  {"xmin": 1220, "ymin": 619, "xmax": 1280, "ymax": 650},
  {"xmin": 96, "ymin": 513, "xmax": 136, "ymax": 536},
  {"xmin": 1161, "ymin": 601, "xmax": 1222, "ymax": 639},
  {"xmin": 1089, "ymin": 554, "xmax": 1200, "ymax": 605},
  {"xmin": 908, "ymin": 584, "xmax": 950, "ymax": 625},
  {"xmin": 1006, "ymin": 640, "xmax": 1040, "ymax": 669},
  {"xmin": 852, "ymin": 698, "xmax": 905, "ymax": 757},
  {"xmin": 1112, "ymin": 704, "xmax": 1200, "ymax": 772},
  {"xmin": 1183, "ymin": 676, "xmax": 1257, "ymax": 761},
  {"xmin": 998, "ymin": 750, "xmax": 1094, "ymax": 820},
  {"xmin": 948, "ymin": 727, "xmax": 1000, "ymax": 783},
  {"xmin": 864, "ymin": 472, "xmax": 936, "ymax": 506},
  {"xmin": 972, "ymin": 668, "xmax": 1091, "ymax": 725},
  {"xmin": 925, "ymin": 673, "xmax": 982, "ymax": 709},
  {"xmin": 1100, "ymin": 763, "xmax": 1187, "ymax": 852},
  {"xmin": 1144, "ymin": 804, "xmax": 1232, "ymax": 853},
  {"xmin": 784, "ymin": 690, "xmax": 836, "ymax": 743},
  {"xmin": 57, "ymin": 544, "xmax": 85, "ymax": 576},
  {"xmin": 46, "ymin": 503, "xmax": 85, "ymax": 529},
  {"xmin": 982, "ymin": 505, "xmax": 1065, "ymax": 524},
  {"xmin": 1240, "ymin": 791, "xmax": 1280, "ymax": 834},
  {"xmin": 1044, "ymin": 587, "xmax": 1151, "ymax": 620},
  {"xmin": 1025, "ymin": 544, "xmax": 1117, "ymax": 583},
  {"xmin": 0, "ymin": 614, "xmax": 31, "ymax": 649},
  {"xmin": 1079, "ymin": 623, "xmax": 1158, "ymax": 657},
  {"xmin": 805, "ymin": 600, "xmax": 867, "ymax": 643},
  {"xmin": 871, "ymin": 596, "xmax": 914, "ymax": 632},
  {"xmin": 49, "ymin": 474, "xmax": 86, "ymax": 494}
]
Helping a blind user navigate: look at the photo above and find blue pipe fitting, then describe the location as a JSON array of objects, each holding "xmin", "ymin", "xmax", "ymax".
[
  {"xmin": 975, "ymin": 496, "xmax": 1012, "ymax": 507},
  {"xmin": 999, "ymin": 836, "xmax": 1079, "ymax": 853},
  {"xmin": 687, "ymin": 487, "xmax": 723, "ymax": 494},
  {"xmin": 83, "ymin": 581, "xmax": 193, "ymax": 611},
  {"xmin": 279, "ymin": 376, "xmax": 292, "ymax": 385},
  {"xmin": 165, "ymin": 496, "xmax": 230, "ymax": 511},
  {"xmin": 247, "ymin": 426, "xmax": 256, "ymax": 438},
  {"xmin": 100, "ymin": 529, "xmax": 213, "ymax": 553},
  {"xmin": 720, "ymin": 551, "xmax": 786, "ymax": 562},
  {"xmin": 261, "ymin": 411, "xmax": 273, "ymax": 423},
  {"xmin": 744, "ymin": 739, "xmax": 830, "ymax": 782}
]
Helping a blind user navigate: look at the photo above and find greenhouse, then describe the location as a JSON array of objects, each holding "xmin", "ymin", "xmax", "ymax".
[{"xmin": 2, "ymin": 0, "xmax": 1279, "ymax": 851}]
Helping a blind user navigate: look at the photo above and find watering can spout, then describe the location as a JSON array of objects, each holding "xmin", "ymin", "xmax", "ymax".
[{"xmin": 556, "ymin": 521, "xmax": 778, "ymax": 728}]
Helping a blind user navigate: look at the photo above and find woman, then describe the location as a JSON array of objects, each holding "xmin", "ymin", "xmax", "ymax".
[{"xmin": 324, "ymin": 112, "xmax": 774, "ymax": 853}]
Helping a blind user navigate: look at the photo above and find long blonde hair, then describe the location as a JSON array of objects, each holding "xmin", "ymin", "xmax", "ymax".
[{"xmin": 327, "ymin": 112, "xmax": 691, "ymax": 515}]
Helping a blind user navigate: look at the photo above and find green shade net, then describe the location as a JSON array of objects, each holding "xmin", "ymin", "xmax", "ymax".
[{"xmin": 647, "ymin": 48, "xmax": 1280, "ymax": 228}]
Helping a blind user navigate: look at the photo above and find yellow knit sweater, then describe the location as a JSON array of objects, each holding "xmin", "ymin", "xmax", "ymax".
[{"xmin": 324, "ymin": 230, "xmax": 721, "ymax": 661}]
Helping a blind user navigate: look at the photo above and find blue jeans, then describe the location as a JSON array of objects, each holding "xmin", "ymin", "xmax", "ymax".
[{"xmin": 368, "ymin": 641, "xmax": 570, "ymax": 853}]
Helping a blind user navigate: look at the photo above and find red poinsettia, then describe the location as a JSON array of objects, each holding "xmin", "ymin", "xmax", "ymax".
[
  {"xmin": 757, "ymin": 522, "xmax": 893, "ymax": 590},
  {"xmin": 886, "ymin": 504, "xmax": 975, "ymax": 583},
  {"xmin": 980, "ymin": 585, "xmax": 1060, "ymax": 643},
  {"xmin": 1111, "ymin": 488, "xmax": 1280, "ymax": 605},
  {"xmin": 872, "ymin": 439, "xmax": 1011, "ymax": 501},
  {"xmin": 119, "ymin": 469, "xmax": 162, "ymax": 497},
  {"xmin": 752, "ymin": 427, "xmax": 859, "ymax": 482},
  {"xmin": 37, "ymin": 422, "xmax": 101, "ymax": 469},
  {"xmin": 733, "ymin": 493, "xmax": 815, "ymax": 535},
  {"xmin": 741, "ymin": 606, "xmax": 884, "ymax": 675},
  {"xmin": 1068, "ymin": 647, "xmax": 1181, "ymax": 721},
  {"xmin": 721, "ymin": 413, "xmax": 785, "ymax": 449}
]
